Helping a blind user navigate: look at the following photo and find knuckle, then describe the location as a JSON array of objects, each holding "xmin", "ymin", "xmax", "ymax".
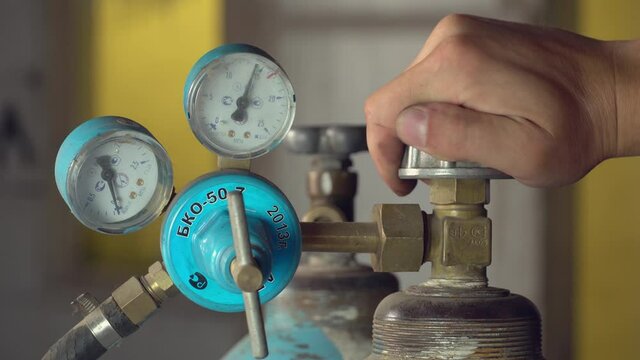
[
  {"xmin": 439, "ymin": 34, "xmax": 482, "ymax": 60},
  {"xmin": 435, "ymin": 14, "xmax": 473, "ymax": 34},
  {"xmin": 430, "ymin": 34, "xmax": 485, "ymax": 77},
  {"xmin": 363, "ymin": 95, "xmax": 379, "ymax": 124}
]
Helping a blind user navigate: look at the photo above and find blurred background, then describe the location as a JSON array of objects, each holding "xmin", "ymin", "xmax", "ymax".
[{"xmin": 1, "ymin": 0, "xmax": 638, "ymax": 359}]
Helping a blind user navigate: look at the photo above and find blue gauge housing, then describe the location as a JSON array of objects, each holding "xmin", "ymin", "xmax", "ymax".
[
  {"xmin": 161, "ymin": 170, "xmax": 302, "ymax": 312},
  {"xmin": 182, "ymin": 43, "xmax": 296, "ymax": 159},
  {"xmin": 183, "ymin": 44, "xmax": 275, "ymax": 118},
  {"xmin": 54, "ymin": 116, "xmax": 174, "ymax": 234},
  {"xmin": 55, "ymin": 116, "xmax": 151, "ymax": 202}
]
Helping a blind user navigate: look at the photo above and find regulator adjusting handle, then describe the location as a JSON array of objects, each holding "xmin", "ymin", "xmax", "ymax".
[{"xmin": 228, "ymin": 191, "xmax": 268, "ymax": 359}]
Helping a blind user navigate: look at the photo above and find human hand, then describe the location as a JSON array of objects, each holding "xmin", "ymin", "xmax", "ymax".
[{"xmin": 365, "ymin": 14, "xmax": 628, "ymax": 195}]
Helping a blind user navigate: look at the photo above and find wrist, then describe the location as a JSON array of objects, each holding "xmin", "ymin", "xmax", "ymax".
[{"xmin": 612, "ymin": 39, "xmax": 640, "ymax": 157}]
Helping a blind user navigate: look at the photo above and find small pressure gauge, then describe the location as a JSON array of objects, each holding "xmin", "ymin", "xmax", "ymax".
[
  {"xmin": 55, "ymin": 116, "xmax": 174, "ymax": 234},
  {"xmin": 184, "ymin": 44, "xmax": 296, "ymax": 159}
]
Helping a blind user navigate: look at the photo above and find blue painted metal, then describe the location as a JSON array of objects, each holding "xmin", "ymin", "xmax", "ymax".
[
  {"xmin": 222, "ymin": 308, "xmax": 343, "ymax": 360},
  {"xmin": 182, "ymin": 44, "xmax": 274, "ymax": 118},
  {"xmin": 161, "ymin": 170, "xmax": 301, "ymax": 312},
  {"xmin": 54, "ymin": 116, "xmax": 152, "ymax": 214}
]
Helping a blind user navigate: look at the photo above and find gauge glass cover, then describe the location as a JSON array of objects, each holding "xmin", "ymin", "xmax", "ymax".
[
  {"xmin": 187, "ymin": 52, "xmax": 296, "ymax": 159},
  {"xmin": 66, "ymin": 130, "xmax": 173, "ymax": 234}
]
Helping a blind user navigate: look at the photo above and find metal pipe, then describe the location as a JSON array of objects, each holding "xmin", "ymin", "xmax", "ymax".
[
  {"xmin": 229, "ymin": 191, "xmax": 263, "ymax": 292},
  {"xmin": 301, "ymin": 222, "xmax": 379, "ymax": 253},
  {"xmin": 243, "ymin": 291, "xmax": 268, "ymax": 358},
  {"xmin": 228, "ymin": 191, "xmax": 268, "ymax": 359}
]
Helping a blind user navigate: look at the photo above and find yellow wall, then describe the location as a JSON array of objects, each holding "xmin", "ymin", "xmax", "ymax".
[
  {"xmin": 86, "ymin": 0, "xmax": 223, "ymax": 271},
  {"xmin": 575, "ymin": 1, "xmax": 640, "ymax": 359}
]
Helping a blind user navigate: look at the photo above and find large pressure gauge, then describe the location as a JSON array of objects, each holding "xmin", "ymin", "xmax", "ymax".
[
  {"xmin": 55, "ymin": 116, "xmax": 174, "ymax": 234},
  {"xmin": 183, "ymin": 44, "xmax": 296, "ymax": 159}
]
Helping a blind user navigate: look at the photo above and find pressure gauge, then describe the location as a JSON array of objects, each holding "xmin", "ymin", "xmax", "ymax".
[
  {"xmin": 184, "ymin": 44, "xmax": 296, "ymax": 159},
  {"xmin": 55, "ymin": 116, "xmax": 174, "ymax": 234}
]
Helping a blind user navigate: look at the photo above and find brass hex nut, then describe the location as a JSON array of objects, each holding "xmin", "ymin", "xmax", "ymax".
[
  {"xmin": 429, "ymin": 179, "xmax": 489, "ymax": 205},
  {"xmin": 143, "ymin": 261, "xmax": 177, "ymax": 302},
  {"xmin": 112, "ymin": 277, "xmax": 158, "ymax": 325},
  {"xmin": 370, "ymin": 204, "xmax": 425, "ymax": 272}
]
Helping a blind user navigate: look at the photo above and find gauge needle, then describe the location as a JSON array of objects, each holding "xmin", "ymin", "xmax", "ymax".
[
  {"xmin": 96, "ymin": 156, "xmax": 122, "ymax": 215},
  {"xmin": 231, "ymin": 64, "xmax": 260, "ymax": 123}
]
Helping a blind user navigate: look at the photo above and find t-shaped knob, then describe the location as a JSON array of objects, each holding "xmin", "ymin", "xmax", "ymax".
[
  {"xmin": 284, "ymin": 125, "xmax": 366, "ymax": 221},
  {"xmin": 399, "ymin": 146, "xmax": 511, "ymax": 179},
  {"xmin": 284, "ymin": 125, "xmax": 367, "ymax": 158}
]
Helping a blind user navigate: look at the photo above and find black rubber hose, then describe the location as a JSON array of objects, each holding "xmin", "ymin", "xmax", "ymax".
[
  {"xmin": 43, "ymin": 297, "xmax": 140, "ymax": 360},
  {"xmin": 42, "ymin": 323, "xmax": 106, "ymax": 360}
]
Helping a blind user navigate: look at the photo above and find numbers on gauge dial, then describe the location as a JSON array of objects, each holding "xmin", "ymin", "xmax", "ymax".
[
  {"xmin": 194, "ymin": 53, "xmax": 293, "ymax": 154},
  {"xmin": 75, "ymin": 138, "xmax": 158, "ymax": 224}
]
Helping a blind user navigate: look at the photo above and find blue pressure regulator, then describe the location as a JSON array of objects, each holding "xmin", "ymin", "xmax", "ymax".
[
  {"xmin": 162, "ymin": 44, "xmax": 300, "ymax": 358},
  {"xmin": 52, "ymin": 44, "xmax": 300, "ymax": 359}
]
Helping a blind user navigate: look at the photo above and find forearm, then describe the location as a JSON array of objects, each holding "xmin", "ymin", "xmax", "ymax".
[{"xmin": 613, "ymin": 39, "xmax": 640, "ymax": 157}]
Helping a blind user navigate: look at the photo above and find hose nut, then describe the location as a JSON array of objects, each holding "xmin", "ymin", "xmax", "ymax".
[
  {"xmin": 143, "ymin": 261, "xmax": 177, "ymax": 303},
  {"xmin": 112, "ymin": 277, "xmax": 158, "ymax": 325},
  {"xmin": 370, "ymin": 204, "xmax": 424, "ymax": 272}
]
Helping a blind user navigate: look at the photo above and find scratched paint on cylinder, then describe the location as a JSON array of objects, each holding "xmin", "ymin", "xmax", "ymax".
[{"xmin": 222, "ymin": 307, "xmax": 342, "ymax": 360}]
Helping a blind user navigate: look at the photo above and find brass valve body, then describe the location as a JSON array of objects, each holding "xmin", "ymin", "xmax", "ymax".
[
  {"xmin": 427, "ymin": 179, "xmax": 491, "ymax": 286},
  {"xmin": 368, "ymin": 148, "xmax": 544, "ymax": 359}
]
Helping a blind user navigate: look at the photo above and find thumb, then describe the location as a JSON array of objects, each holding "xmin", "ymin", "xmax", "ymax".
[{"xmin": 395, "ymin": 103, "xmax": 549, "ymax": 182}]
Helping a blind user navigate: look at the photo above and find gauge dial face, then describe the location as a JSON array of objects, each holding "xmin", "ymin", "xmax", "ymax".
[
  {"xmin": 68, "ymin": 132, "xmax": 173, "ymax": 234},
  {"xmin": 187, "ymin": 52, "xmax": 296, "ymax": 159}
]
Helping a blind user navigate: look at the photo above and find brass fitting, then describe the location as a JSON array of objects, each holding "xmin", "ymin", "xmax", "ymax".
[
  {"xmin": 427, "ymin": 179, "xmax": 491, "ymax": 284},
  {"xmin": 307, "ymin": 168, "xmax": 357, "ymax": 221},
  {"xmin": 370, "ymin": 204, "xmax": 424, "ymax": 272},
  {"xmin": 429, "ymin": 178, "xmax": 489, "ymax": 205},
  {"xmin": 112, "ymin": 277, "xmax": 159, "ymax": 325},
  {"xmin": 301, "ymin": 204, "xmax": 347, "ymax": 223},
  {"xmin": 301, "ymin": 204, "xmax": 425, "ymax": 272},
  {"xmin": 142, "ymin": 261, "xmax": 177, "ymax": 303}
]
